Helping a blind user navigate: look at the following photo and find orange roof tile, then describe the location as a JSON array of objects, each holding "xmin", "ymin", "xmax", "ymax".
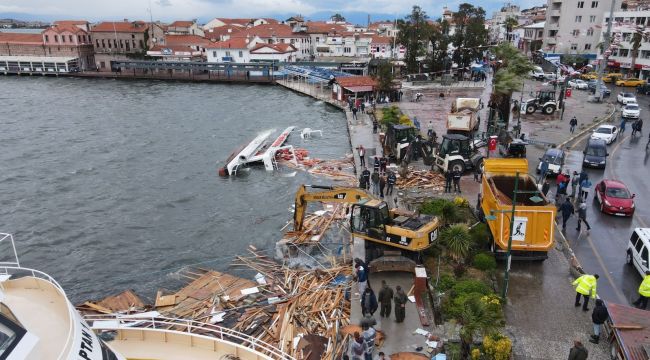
[
  {"xmin": 54, "ymin": 20, "xmax": 89, "ymax": 26},
  {"xmin": 169, "ymin": 20, "xmax": 194, "ymax": 27},
  {"xmin": 335, "ymin": 76, "xmax": 377, "ymax": 87},
  {"xmin": 164, "ymin": 34, "xmax": 213, "ymax": 47},
  {"xmin": 215, "ymin": 18, "xmax": 253, "ymax": 26},
  {"xmin": 46, "ymin": 24, "xmax": 87, "ymax": 34},
  {"xmin": 231, "ymin": 24, "xmax": 304, "ymax": 39},
  {"xmin": 371, "ymin": 35, "xmax": 391, "ymax": 44},
  {"xmin": 0, "ymin": 32, "xmax": 43, "ymax": 45},
  {"xmin": 250, "ymin": 43, "xmax": 297, "ymax": 53},
  {"xmin": 203, "ymin": 26, "xmax": 244, "ymax": 40},
  {"xmin": 304, "ymin": 21, "xmax": 348, "ymax": 34},
  {"xmin": 206, "ymin": 37, "xmax": 253, "ymax": 49},
  {"xmin": 92, "ymin": 21, "xmax": 149, "ymax": 33}
]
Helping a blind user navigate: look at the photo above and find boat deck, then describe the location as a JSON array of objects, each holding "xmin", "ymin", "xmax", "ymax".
[{"xmin": 2, "ymin": 276, "xmax": 72, "ymax": 358}]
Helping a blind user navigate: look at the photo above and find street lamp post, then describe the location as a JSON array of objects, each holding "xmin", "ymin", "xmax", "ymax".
[{"xmin": 502, "ymin": 171, "xmax": 519, "ymax": 299}]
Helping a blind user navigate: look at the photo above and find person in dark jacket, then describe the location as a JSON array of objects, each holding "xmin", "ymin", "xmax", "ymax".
[
  {"xmin": 445, "ymin": 170, "xmax": 453, "ymax": 193},
  {"xmin": 373, "ymin": 156, "xmax": 380, "ymax": 173},
  {"xmin": 590, "ymin": 299, "xmax": 609, "ymax": 344},
  {"xmin": 377, "ymin": 280, "xmax": 394, "ymax": 318},
  {"xmin": 559, "ymin": 197, "xmax": 575, "ymax": 231},
  {"xmin": 568, "ymin": 339, "xmax": 588, "ymax": 360},
  {"xmin": 394, "ymin": 286, "xmax": 408, "ymax": 322},
  {"xmin": 379, "ymin": 175, "xmax": 386, "ymax": 198},
  {"xmin": 570, "ymin": 116, "xmax": 578, "ymax": 134},
  {"xmin": 361, "ymin": 287, "xmax": 378, "ymax": 316},
  {"xmin": 452, "ymin": 169, "xmax": 462, "ymax": 193},
  {"xmin": 361, "ymin": 168, "xmax": 370, "ymax": 190},
  {"xmin": 576, "ymin": 201, "xmax": 592, "ymax": 232},
  {"xmin": 541, "ymin": 179, "xmax": 551, "ymax": 197},
  {"xmin": 386, "ymin": 171, "xmax": 396, "ymax": 195},
  {"xmin": 379, "ymin": 156, "xmax": 387, "ymax": 174}
]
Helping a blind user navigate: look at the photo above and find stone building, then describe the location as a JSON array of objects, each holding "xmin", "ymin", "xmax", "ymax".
[{"xmin": 91, "ymin": 20, "xmax": 164, "ymax": 71}]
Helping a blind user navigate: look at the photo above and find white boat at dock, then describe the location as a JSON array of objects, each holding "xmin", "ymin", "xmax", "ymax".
[{"xmin": 219, "ymin": 126, "xmax": 297, "ymax": 176}]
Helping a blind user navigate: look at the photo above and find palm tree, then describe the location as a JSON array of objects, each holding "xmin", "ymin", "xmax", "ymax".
[
  {"xmin": 458, "ymin": 296, "xmax": 503, "ymax": 358},
  {"xmin": 440, "ymin": 224, "xmax": 472, "ymax": 263},
  {"xmin": 503, "ymin": 17, "xmax": 519, "ymax": 44},
  {"xmin": 629, "ymin": 25, "xmax": 649, "ymax": 78}
]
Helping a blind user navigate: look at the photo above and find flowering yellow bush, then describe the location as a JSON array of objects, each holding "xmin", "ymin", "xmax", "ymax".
[
  {"xmin": 481, "ymin": 294, "xmax": 501, "ymax": 306},
  {"xmin": 453, "ymin": 197, "xmax": 470, "ymax": 207},
  {"xmin": 482, "ymin": 333, "xmax": 512, "ymax": 360},
  {"xmin": 398, "ymin": 114, "xmax": 413, "ymax": 126},
  {"xmin": 471, "ymin": 348, "xmax": 482, "ymax": 360}
]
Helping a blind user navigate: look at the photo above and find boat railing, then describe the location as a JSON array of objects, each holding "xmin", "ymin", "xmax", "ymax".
[
  {"xmin": 0, "ymin": 233, "xmax": 20, "ymax": 267},
  {"xmin": 84, "ymin": 314, "xmax": 296, "ymax": 360},
  {"xmin": 0, "ymin": 265, "xmax": 77, "ymax": 360}
]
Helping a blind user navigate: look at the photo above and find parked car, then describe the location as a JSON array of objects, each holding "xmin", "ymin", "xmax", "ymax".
[
  {"xmin": 637, "ymin": 83, "xmax": 650, "ymax": 95},
  {"xmin": 581, "ymin": 72, "xmax": 598, "ymax": 80},
  {"xmin": 622, "ymin": 103, "xmax": 641, "ymax": 119},
  {"xmin": 590, "ymin": 124, "xmax": 619, "ymax": 144},
  {"xmin": 616, "ymin": 78, "xmax": 646, "ymax": 87},
  {"xmin": 568, "ymin": 79, "xmax": 588, "ymax": 89},
  {"xmin": 582, "ymin": 138, "xmax": 608, "ymax": 168},
  {"xmin": 626, "ymin": 228, "xmax": 650, "ymax": 277},
  {"xmin": 587, "ymin": 79, "xmax": 599, "ymax": 90},
  {"xmin": 536, "ymin": 148, "xmax": 565, "ymax": 175},
  {"xmin": 617, "ymin": 92, "xmax": 637, "ymax": 104},
  {"xmin": 594, "ymin": 180, "xmax": 635, "ymax": 216},
  {"xmin": 603, "ymin": 73, "xmax": 624, "ymax": 83},
  {"xmin": 530, "ymin": 69, "xmax": 545, "ymax": 80}
]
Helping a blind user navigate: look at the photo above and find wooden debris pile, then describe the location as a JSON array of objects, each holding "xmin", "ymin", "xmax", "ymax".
[
  {"xmin": 396, "ymin": 168, "xmax": 445, "ymax": 190},
  {"xmin": 77, "ymin": 289, "xmax": 147, "ymax": 315},
  {"xmin": 231, "ymin": 248, "xmax": 352, "ymax": 359},
  {"xmin": 282, "ymin": 204, "xmax": 348, "ymax": 245},
  {"xmin": 279, "ymin": 155, "xmax": 357, "ymax": 185}
]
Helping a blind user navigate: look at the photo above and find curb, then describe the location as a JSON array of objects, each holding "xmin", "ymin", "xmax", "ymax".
[
  {"xmin": 557, "ymin": 105, "xmax": 617, "ymax": 149},
  {"xmin": 553, "ymin": 220, "xmax": 585, "ymax": 277}
]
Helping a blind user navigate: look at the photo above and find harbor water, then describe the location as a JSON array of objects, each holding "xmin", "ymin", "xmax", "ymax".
[{"xmin": 0, "ymin": 76, "xmax": 349, "ymax": 302}]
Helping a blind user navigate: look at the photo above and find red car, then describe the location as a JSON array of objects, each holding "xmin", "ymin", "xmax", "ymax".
[{"xmin": 594, "ymin": 180, "xmax": 636, "ymax": 216}]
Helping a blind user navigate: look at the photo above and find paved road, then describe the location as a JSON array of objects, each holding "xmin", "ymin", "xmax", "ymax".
[{"xmin": 554, "ymin": 85, "xmax": 650, "ymax": 305}]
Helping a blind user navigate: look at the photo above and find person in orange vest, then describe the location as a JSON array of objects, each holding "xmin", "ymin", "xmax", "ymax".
[
  {"xmin": 573, "ymin": 273, "xmax": 599, "ymax": 311},
  {"xmin": 632, "ymin": 270, "xmax": 650, "ymax": 309}
]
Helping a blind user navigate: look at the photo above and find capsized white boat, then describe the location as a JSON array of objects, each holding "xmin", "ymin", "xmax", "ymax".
[
  {"xmin": 0, "ymin": 233, "xmax": 293, "ymax": 360},
  {"xmin": 219, "ymin": 126, "xmax": 296, "ymax": 176}
]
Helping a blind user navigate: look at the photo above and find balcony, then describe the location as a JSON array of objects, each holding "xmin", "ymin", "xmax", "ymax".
[
  {"xmin": 552, "ymin": 0, "xmax": 562, "ymax": 3},
  {"xmin": 549, "ymin": 9, "xmax": 561, "ymax": 17},
  {"xmin": 546, "ymin": 38, "xmax": 557, "ymax": 45}
]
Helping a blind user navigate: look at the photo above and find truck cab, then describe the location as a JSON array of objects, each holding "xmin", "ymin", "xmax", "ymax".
[
  {"xmin": 383, "ymin": 124, "xmax": 417, "ymax": 162},
  {"xmin": 434, "ymin": 134, "xmax": 484, "ymax": 173}
]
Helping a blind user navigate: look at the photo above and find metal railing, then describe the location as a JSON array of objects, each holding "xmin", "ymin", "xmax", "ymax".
[
  {"xmin": 84, "ymin": 314, "xmax": 296, "ymax": 360},
  {"xmin": 0, "ymin": 265, "xmax": 77, "ymax": 360}
]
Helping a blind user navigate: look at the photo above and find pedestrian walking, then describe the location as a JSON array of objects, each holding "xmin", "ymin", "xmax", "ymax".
[
  {"xmin": 473, "ymin": 166, "xmax": 481, "ymax": 182},
  {"xmin": 361, "ymin": 168, "xmax": 370, "ymax": 190},
  {"xmin": 351, "ymin": 332, "xmax": 367, "ymax": 360},
  {"xmin": 570, "ymin": 116, "xmax": 578, "ymax": 134},
  {"xmin": 589, "ymin": 299, "xmax": 609, "ymax": 344},
  {"xmin": 361, "ymin": 101, "xmax": 366, "ymax": 113},
  {"xmin": 379, "ymin": 156, "xmax": 387, "ymax": 174},
  {"xmin": 580, "ymin": 177, "xmax": 592, "ymax": 201},
  {"xmin": 362, "ymin": 324, "xmax": 376, "ymax": 360},
  {"xmin": 559, "ymin": 197, "xmax": 575, "ymax": 231},
  {"xmin": 355, "ymin": 262, "xmax": 368, "ymax": 296},
  {"xmin": 576, "ymin": 200, "xmax": 592, "ymax": 232},
  {"xmin": 620, "ymin": 118, "xmax": 627, "ymax": 134},
  {"xmin": 348, "ymin": 98, "xmax": 354, "ymax": 112},
  {"xmin": 568, "ymin": 339, "xmax": 588, "ymax": 360},
  {"xmin": 538, "ymin": 161, "xmax": 549, "ymax": 183},
  {"xmin": 445, "ymin": 170, "xmax": 453, "ymax": 193},
  {"xmin": 361, "ymin": 287, "xmax": 378, "ymax": 316},
  {"xmin": 632, "ymin": 270, "xmax": 650, "ymax": 309},
  {"xmin": 358, "ymin": 145, "xmax": 366, "ymax": 167},
  {"xmin": 352, "ymin": 106, "xmax": 358, "ymax": 120},
  {"xmin": 452, "ymin": 168, "xmax": 462, "ymax": 193},
  {"xmin": 427, "ymin": 120, "xmax": 434, "ymax": 139},
  {"xmin": 373, "ymin": 156, "xmax": 380, "ymax": 173},
  {"xmin": 541, "ymin": 179, "xmax": 551, "ymax": 197},
  {"xmin": 378, "ymin": 280, "xmax": 394, "ymax": 318},
  {"xmin": 573, "ymin": 273, "xmax": 599, "ymax": 311},
  {"xmin": 394, "ymin": 286, "xmax": 407, "ymax": 323},
  {"xmin": 372, "ymin": 119, "xmax": 378, "ymax": 134},
  {"xmin": 634, "ymin": 118, "xmax": 643, "ymax": 136},
  {"xmin": 371, "ymin": 170, "xmax": 380, "ymax": 196},
  {"xmin": 556, "ymin": 172, "xmax": 568, "ymax": 199},
  {"xmin": 387, "ymin": 171, "xmax": 396, "ymax": 196},
  {"xmin": 379, "ymin": 175, "xmax": 386, "ymax": 198},
  {"xmin": 571, "ymin": 171, "xmax": 579, "ymax": 198}
]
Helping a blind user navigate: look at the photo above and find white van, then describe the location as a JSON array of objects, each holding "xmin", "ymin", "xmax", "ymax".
[{"xmin": 626, "ymin": 228, "xmax": 650, "ymax": 277}]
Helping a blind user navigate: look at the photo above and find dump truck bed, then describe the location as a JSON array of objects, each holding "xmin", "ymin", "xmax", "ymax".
[{"xmin": 480, "ymin": 159, "xmax": 556, "ymax": 256}]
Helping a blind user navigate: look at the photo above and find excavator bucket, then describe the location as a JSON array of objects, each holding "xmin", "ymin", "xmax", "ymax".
[{"xmin": 368, "ymin": 251, "xmax": 417, "ymax": 273}]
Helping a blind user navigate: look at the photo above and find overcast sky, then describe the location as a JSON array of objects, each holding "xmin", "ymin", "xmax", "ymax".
[{"xmin": 0, "ymin": 0, "xmax": 543, "ymax": 23}]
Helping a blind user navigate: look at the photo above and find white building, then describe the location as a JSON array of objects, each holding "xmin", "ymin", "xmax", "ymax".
[
  {"xmin": 601, "ymin": 10, "xmax": 650, "ymax": 79},
  {"xmin": 166, "ymin": 20, "xmax": 204, "ymax": 36},
  {"xmin": 543, "ymin": 0, "xmax": 615, "ymax": 56},
  {"xmin": 489, "ymin": 4, "xmax": 522, "ymax": 44},
  {"xmin": 205, "ymin": 36, "xmax": 298, "ymax": 63},
  {"xmin": 522, "ymin": 21, "xmax": 545, "ymax": 55}
]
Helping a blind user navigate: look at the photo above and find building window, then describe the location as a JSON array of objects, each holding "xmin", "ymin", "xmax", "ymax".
[
  {"xmin": 120, "ymin": 40, "xmax": 124, "ymax": 49},
  {"xmin": 225, "ymin": 51, "xmax": 231, "ymax": 57},
  {"xmin": 139, "ymin": 40, "xmax": 144, "ymax": 49},
  {"xmin": 108, "ymin": 40, "xmax": 111, "ymax": 48},
  {"xmin": 575, "ymin": 16, "xmax": 582, "ymax": 22},
  {"xmin": 78, "ymin": 35, "xmax": 82, "ymax": 42},
  {"xmin": 587, "ymin": 28, "xmax": 594, "ymax": 36},
  {"xmin": 344, "ymin": 47, "xmax": 352, "ymax": 53},
  {"xmin": 69, "ymin": 35, "xmax": 73, "ymax": 42},
  {"xmin": 61, "ymin": 35, "xmax": 65, "ymax": 43},
  {"xmin": 585, "ymin": 43, "xmax": 592, "ymax": 50},
  {"xmin": 571, "ymin": 44, "xmax": 578, "ymax": 50},
  {"xmin": 132, "ymin": 40, "xmax": 136, "ymax": 49},
  {"xmin": 96, "ymin": 39, "xmax": 100, "ymax": 48},
  {"xmin": 578, "ymin": 1, "xmax": 584, "ymax": 7},
  {"xmin": 591, "ymin": 1, "xmax": 598, "ymax": 7},
  {"xmin": 45, "ymin": 35, "xmax": 49, "ymax": 42},
  {"xmin": 213, "ymin": 51, "xmax": 217, "ymax": 57},
  {"xmin": 572, "ymin": 29, "xmax": 580, "ymax": 36},
  {"xmin": 126, "ymin": 41, "xmax": 130, "ymax": 51},
  {"xmin": 590, "ymin": 15, "xmax": 596, "ymax": 23},
  {"xmin": 619, "ymin": 48, "xmax": 629, "ymax": 57},
  {"xmin": 132, "ymin": 34, "xmax": 135, "ymax": 39},
  {"xmin": 238, "ymin": 50, "xmax": 243, "ymax": 57},
  {"xmin": 54, "ymin": 35, "xmax": 59, "ymax": 42},
  {"xmin": 101, "ymin": 39, "xmax": 105, "ymax": 48}
]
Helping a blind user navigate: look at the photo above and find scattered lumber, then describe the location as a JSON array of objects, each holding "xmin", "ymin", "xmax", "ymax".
[
  {"xmin": 396, "ymin": 168, "xmax": 445, "ymax": 190},
  {"xmin": 76, "ymin": 289, "xmax": 146, "ymax": 315}
]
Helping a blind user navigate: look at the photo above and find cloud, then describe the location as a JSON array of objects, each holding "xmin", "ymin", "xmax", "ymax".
[{"xmin": 156, "ymin": 0, "xmax": 173, "ymax": 7}]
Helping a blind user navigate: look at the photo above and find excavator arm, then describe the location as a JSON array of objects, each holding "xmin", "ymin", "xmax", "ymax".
[{"xmin": 293, "ymin": 184, "xmax": 372, "ymax": 231}]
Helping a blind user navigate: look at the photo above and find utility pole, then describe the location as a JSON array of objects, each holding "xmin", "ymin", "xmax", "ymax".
[
  {"xmin": 502, "ymin": 171, "xmax": 518, "ymax": 299},
  {"xmin": 595, "ymin": 0, "xmax": 617, "ymax": 101}
]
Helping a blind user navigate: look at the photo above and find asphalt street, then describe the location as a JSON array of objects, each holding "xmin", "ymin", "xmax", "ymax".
[{"xmin": 534, "ymin": 83, "xmax": 649, "ymax": 305}]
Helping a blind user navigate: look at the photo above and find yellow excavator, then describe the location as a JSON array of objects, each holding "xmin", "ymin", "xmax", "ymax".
[{"xmin": 293, "ymin": 184, "xmax": 440, "ymax": 253}]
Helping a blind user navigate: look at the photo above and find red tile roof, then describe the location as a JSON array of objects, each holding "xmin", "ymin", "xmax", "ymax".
[
  {"xmin": 231, "ymin": 24, "xmax": 304, "ymax": 39},
  {"xmin": 250, "ymin": 43, "xmax": 297, "ymax": 53},
  {"xmin": 54, "ymin": 20, "xmax": 89, "ymax": 26},
  {"xmin": 216, "ymin": 18, "xmax": 253, "ymax": 26},
  {"xmin": 206, "ymin": 37, "xmax": 254, "ymax": 49},
  {"xmin": 203, "ymin": 26, "xmax": 243, "ymax": 40},
  {"xmin": 164, "ymin": 34, "xmax": 213, "ymax": 47},
  {"xmin": 304, "ymin": 21, "xmax": 348, "ymax": 34},
  {"xmin": 371, "ymin": 35, "xmax": 391, "ymax": 44},
  {"xmin": 169, "ymin": 20, "xmax": 194, "ymax": 27},
  {"xmin": 335, "ymin": 76, "xmax": 377, "ymax": 87},
  {"xmin": 0, "ymin": 32, "xmax": 43, "ymax": 45},
  {"xmin": 47, "ymin": 24, "xmax": 87, "ymax": 34},
  {"xmin": 92, "ymin": 21, "xmax": 149, "ymax": 33}
]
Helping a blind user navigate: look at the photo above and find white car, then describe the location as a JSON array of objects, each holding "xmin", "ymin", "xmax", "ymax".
[
  {"xmin": 617, "ymin": 92, "xmax": 637, "ymax": 104},
  {"xmin": 590, "ymin": 124, "xmax": 619, "ymax": 144},
  {"xmin": 530, "ymin": 70, "xmax": 545, "ymax": 80},
  {"xmin": 622, "ymin": 103, "xmax": 641, "ymax": 119},
  {"xmin": 568, "ymin": 79, "xmax": 588, "ymax": 89}
]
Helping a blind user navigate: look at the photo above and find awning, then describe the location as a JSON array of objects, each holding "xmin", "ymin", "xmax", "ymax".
[{"xmin": 344, "ymin": 85, "xmax": 374, "ymax": 92}]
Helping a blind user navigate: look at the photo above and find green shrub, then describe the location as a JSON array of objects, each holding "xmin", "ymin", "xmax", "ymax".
[
  {"xmin": 420, "ymin": 198, "xmax": 453, "ymax": 215},
  {"xmin": 379, "ymin": 105, "xmax": 400, "ymax": 126},
  {"xmin": 452, "ymin": 279, "xmax": 491, "ymax": 297},
  {"xmin": 437, "ymin": 273, "xmax": 457, "ymax": 291},
  {"xmin": 469, "ymin": 223, "xmax": 491, "ymax": 249},
  {"xmin": 473, "ymin": 252, "xmax": 497, "ymax": 271},
  {"xmin": 442, "ymin": 291, "xmax": 483, "ymax": 319}
]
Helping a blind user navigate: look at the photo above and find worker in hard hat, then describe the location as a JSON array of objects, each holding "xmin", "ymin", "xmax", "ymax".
[
  {"xmin": 573, "ymin": 273, "xmax": 599, "ymax": 311},
  {"xmin": 632, "ymin": 270, "xmax": 650, "ymax": 310}
]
